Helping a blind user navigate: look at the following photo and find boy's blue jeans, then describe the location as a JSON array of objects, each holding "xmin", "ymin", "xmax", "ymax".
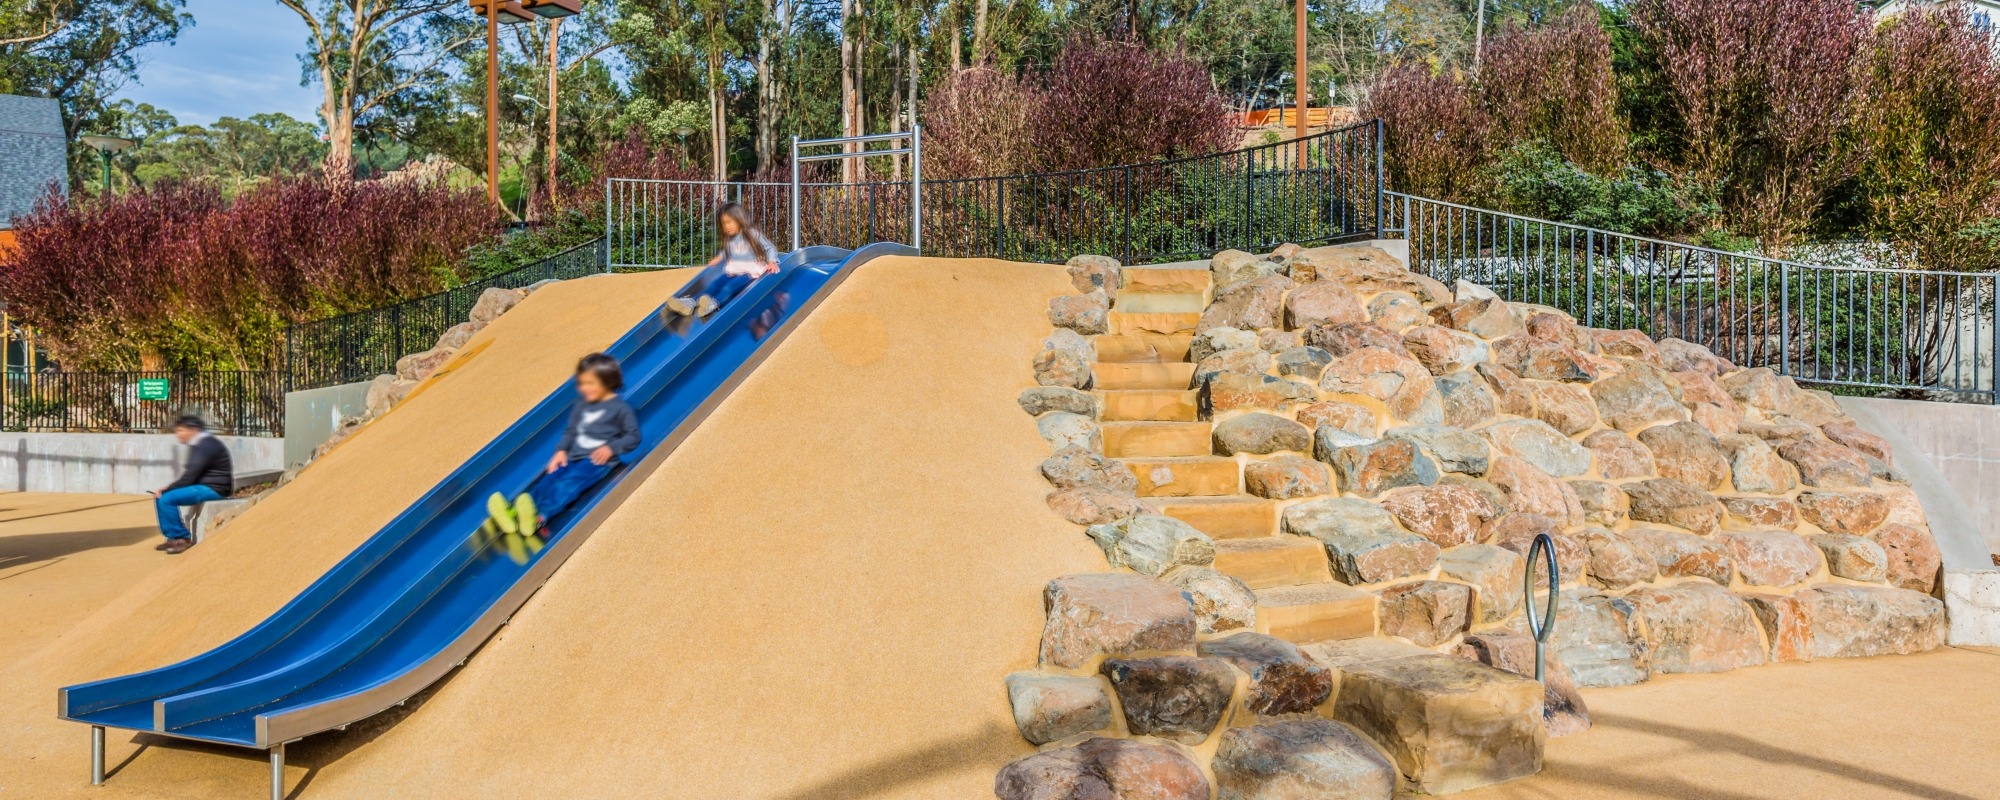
[
  {"xmin": 156, "ymin": 485, "xmax": 223, "ymax": 540},
  {"xmin": 528, "ymin": 458, "xmax": 614, "ymax": 529}
]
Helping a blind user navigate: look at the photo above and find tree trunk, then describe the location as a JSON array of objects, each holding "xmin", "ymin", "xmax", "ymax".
[
  {"xmin": 709, "ymin": 51, "xmax": 727, "ymax": 182},
  {"xmin": 973, "ymin": 0, "xmax": 989, "ymax": 66},
  {"xmin": 949, "ymin": 6, "xmax": 962, "ymax": 72},
  {"xmin": 890, "ymin": 41, "xmax": 903, "ymax": 182},
  {"xmin": 756, "ymin": 0, "xmax": 780, "ymax": 170},
  {"xmin": 840, "ymin": 0, "xmax": 857, "ymax": 182}
]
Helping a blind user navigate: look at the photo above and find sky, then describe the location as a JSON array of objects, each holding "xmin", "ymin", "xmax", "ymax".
[{"xmin": 113, "ymin": 0, "xmax": 325, "ymax": 127}]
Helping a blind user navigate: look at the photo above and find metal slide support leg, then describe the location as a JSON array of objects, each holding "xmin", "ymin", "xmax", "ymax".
[
  {"xmin": 90, "ymin": 725, "xmax": 104, "ymax": 785},
  {"xmin": 270, "ymin": 742, "xmax": 285, "ymax": 800}
]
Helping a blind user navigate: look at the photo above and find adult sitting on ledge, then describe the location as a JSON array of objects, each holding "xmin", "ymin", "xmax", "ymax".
[{"xmin": 151, "ymin": 415, "xmax": 233, "ymax": 555}]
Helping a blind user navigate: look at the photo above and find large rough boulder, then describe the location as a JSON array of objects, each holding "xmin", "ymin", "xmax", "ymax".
[
  {"xmin": 1275, "ymin": 346, "xmax": 1334, "ymax": 381},
  {"xmin": 1049, "ymin": 291, "xmax": 1110, "ymax": 334},
  {"xmin": 1481, "ymin": 419, "xmax": 1592, "ymax": 478},
  {"xmin": 1776, "ymin": 439, "xmax": 1873, "ymax": 488},
  {"xmin": 1199, "ymin": 633, "xmax": 1333, "ymax": 716},
  {"xmin": 1020, "ymin": 387, "xmax": 1099, "ymax": 418},
  {"xmin": 1377, "ymin": 580, "xmax": 1475, "ymax": 646},
  {"xmin": 1211, "ymin": 720, "xmax": 1397, "ymax": 800},
  {"xmin": 1379, "ymin": 484, "xmax": 1497, "ymax": 548},
  {"xmin": 1320, "ymin": 434, "xmax": 1441, "ymax": 497},
  {"xmin": 1531, "ymin": 382, "xmax": 1600, "ymax": 435},
  {"xmin": 1066, "ymin": 254, "xmax": 1122, "ymax": 295},
  {"xmin": 1047, "ymin": 487, "xmax": 1147, "ymax": 526},
  {"xmin": 1165, "ymin": 566, "xmax": 1257, "ymax": 635},
  {"xmin": 1625, "ymin": 582, "xmax": 1768, "ymax": 674},
  {"xmin": 1486, "ymin": 458, "xmax": 1585, "ymax": 528},
  {"xmin": 1386, "ymin": 424, "xmax": 1490, "ymax": 476},
  {"xmin": 1243, "ymin": 455, "xmax": 1332, "ymax": 500},
  {"xmin": 1720, "ymin": 434, "xmax": 1796, "ymax": 493},
  {"xmin": 1285, "ymin": 280, "xmax": 1367, "ymax": 330},
  {"xmin": 1721, "ymin": 530, "xmax": 1821, "ymax": 587},
  {"xmin": 1582, "ymin": 429, "xmax": 1656, "ymax": 479},
  {"xmin": 1436, "ymin": 372, "xmax": 1499, "ymax": 429},
  {"xmin": 1578, "ymin": 527, "xmax": 1657, "ymax": 590},
  {"xmin": 1812, "ymin": 533, "xmax": 1889, "ymax": 582},
  {"xmin": 1439, "ymin": 544, "xmax": 1525, "ymax": 622},
  {"xmin": 1720, "ymin": 495, "xmax": 1799, "ymax": 528},
  {"xmin": 1035, "ymin": 348, "xmax": 1092, "ymax": 389},
  {"xmin": 1087, "ymin": 515, "xmax": 1216, "ymax": 577},
  {"xmin": 995, "ymin": 737, "xmax": 1210, "ymax": 800},
  {"xmin": 1548, "ymin": 591, "xmax": 1651, "ymax": 687},
  {"xmin": 1042, "ymin": 447, "xmax": 1138, "ymax": 492},
  {"xmin": 1627, "ymin": 527, "xmax": 1734, "ymax": 585},
  {"xmin": 1797, "ymin": 585, "xmax": 1945, "ymax": 659},
  {"xmin": 1214, "ymin": 249, "xmax": 1278, "ymax": 288},
  {"xmin": 1872, "ymin": 523, "xmax": 1942, "ymax": 593},
  {"xmin": 469, "ymin": 286, "xmax": 523, "ymax": 324},
  {"xmin": 1207, "ymin": 373, "xmax": 1318, "ymax": 413},
  {"xmin": 1318, "ymin": 347, "xmax": 1441, "ymax": 423},
  {"xmin": 1590, "ymin": 363, "xmax": 1684, "ymax": 432},
  {"xmin": 1214, "ymin": 413, "xmax": 1313, "ymax": 455},
  {"xmin": 1201, "ymin": 274, "xmax": 1294, "ymax": 331},
  {"xmin": 1331, "ymin": 653, "xmax": 1545, "ymax": 794},
  {"xmin": 1006, "ymin": 672, "xmax": 1113, "ymax": 745},
  {"xmin": 1100, "ymin": 656, "xmax": 1236, "ymax": 744},
  {"xmin": 1456, "ymin": 631, "xmax": 1592, "ymax": 738},
  {"xmin": 1402, "ymin": 325, "xmax": 1491, "ymax": 375},
  {"xmin": 395, "ymin": 347, "xmax": 455, "ymax": 383},
  {"xmin": 1638, "ymin": 421, "xmax": 1731, "ymax": 491},
  {"xmin": 1038, "ymin": 412, "xmax": 1103, "ymax": 453},
  {"xmin": 1795, "ymin": 489, "xmax": 1890, "ymax": 534},
  {"xmin": 1041, "ymin": 574, "xmax": 1197, "ymax": 668},
  {"xmin": 1622, "ymin": 478, "xmax": 1723, "ymax": 535}
]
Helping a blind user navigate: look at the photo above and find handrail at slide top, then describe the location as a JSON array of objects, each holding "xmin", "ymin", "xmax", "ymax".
[{"xmin": 60, "ymin": 241, "xmax": 914, "ymax": 751}]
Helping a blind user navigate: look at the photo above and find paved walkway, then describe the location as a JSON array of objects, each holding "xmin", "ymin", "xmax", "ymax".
[
  {"xmin": 0, "ymin": 492, "xmax": 163, "ymax": 669},
  {"xmin": 1456, "ymin": 645, "xmax": 2000, "ymax": 800}
]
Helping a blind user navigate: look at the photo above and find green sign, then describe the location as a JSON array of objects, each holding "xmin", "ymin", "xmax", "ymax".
[{"xmin": 136, "ymin": 378, "xmax": 170, "ymax": 401}]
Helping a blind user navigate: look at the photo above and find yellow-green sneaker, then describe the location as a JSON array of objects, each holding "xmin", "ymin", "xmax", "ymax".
[
  {"xmin": 487, "ymin": 492, "xmax": 518, "ymax": 535},
  {"xmin": 514, "ymin": 493, "xmax": 540, "ymax": 535}
]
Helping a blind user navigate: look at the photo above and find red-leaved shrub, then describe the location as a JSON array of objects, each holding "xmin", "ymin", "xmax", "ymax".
[
  {"xmin": 1855, "ymin": 5, "xmax": 2000, "ymax": 273},
  {"xmin": 1366, "ymin": 63, "xmax": 1495, "ymax": 201},
  {"xmin": 1630, "ymin": 0, "xmax": 1871, "ymax": 248},
  {"xmin": 921, "ymin": 36, "xmax": 1235, "ymax": 178},
  {"xmin": 0, "ymin": 177, "xmax": 499, "ymax": 369},
  {"xmin": 1478, "ymin": 4, "xmax": 1627, "ymax": 174}
]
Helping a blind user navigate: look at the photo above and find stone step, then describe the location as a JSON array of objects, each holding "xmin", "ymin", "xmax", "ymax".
[
  {"xmin": 1112, "ymin": 291, "xmax": 1206, "ymax": 314},
  {"xmin": 1124, "ymin": 456, "xmax": 1240, "ymax": 497},
  {"xmin": 1092, "ymin": 362, "xmax": 1195, "ymax": 391},
  {"xmin": 1095, "ymin": 333, "xmax": 1194, "ymax": 364},
  {"xmin": 1108, "ymin": 311, "xmax": 1202, "ymax": 335},
  {"xmin": 1098, "ymin": 389, "xmax": 1199, "ymax": 422},
  {"xmin": 1103, "ymin": 421, "xmax": 1212, "ymax": 458},
  {"xmin": 1255, "ymin": 583, "xmax": 1378, "ymax": 644},
  {"xmin": 1213, "ymin": 537, "xmax": 1332, "ymax": 590},
  {"xmin": 1121, "ymin": 267, "xmax": 1213, "ymax": 296},
  {"xmin": 1152, "ymin": 496, "xmax": 1278, "ymax": 539}
]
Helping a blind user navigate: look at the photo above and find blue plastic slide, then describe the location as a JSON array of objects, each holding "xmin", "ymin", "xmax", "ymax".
[{"xmin": 60, "ymin": 243, "xmax": 914, "ymax": 791}]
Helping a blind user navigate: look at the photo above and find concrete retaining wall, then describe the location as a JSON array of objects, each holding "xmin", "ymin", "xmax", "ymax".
[
  {"xmin": 284, "ymin": 379, "xmax": 376, "ymax": 468},
  {"xmin": 1838, "ymin": 396, "xmax": 2000, "ymax": 565},
  {"xmin": 0, "ymin": 433, "xmax": 284, "ymax": 495}
]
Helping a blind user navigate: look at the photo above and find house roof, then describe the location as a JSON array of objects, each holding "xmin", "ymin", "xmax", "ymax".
[{"xmin": 0, "ymin": 94, "xmax": 67, "ymax": 231}]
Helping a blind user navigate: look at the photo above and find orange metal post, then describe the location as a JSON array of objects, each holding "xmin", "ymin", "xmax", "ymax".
[
  {"xmin": 1295, "ymin": 0, "xmax": 1308, "ymax": 165},
  {"xmin": 547, "ymin": 18, "xmax": 561, "ymax": 198},
  {"xmin": 486, "ymin": 0, "xmax": 501, "ymax": 210}
]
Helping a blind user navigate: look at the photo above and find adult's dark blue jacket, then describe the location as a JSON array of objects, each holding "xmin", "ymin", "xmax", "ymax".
[{"xmin": 167, "ymin": 435, "xmax": 233, "ymax": 496}]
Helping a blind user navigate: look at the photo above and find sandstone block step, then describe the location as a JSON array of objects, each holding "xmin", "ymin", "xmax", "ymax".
[
  {"xmin": 1096, "ymin": 333, "xmax": 1194, "ymax": 364},
  {"xmin": 1113, "ymin": 291, "xmax": 1206, "ymax": 314},
  {"xmin": 1214, "ymin": 537, "xmax": 1332, "ymax": 589},
  {"xmin": 1125, "ymin": 457, "xmax": 1240, "ymax": 497},
  {"xmin": 1109, "ymin": 311, "xmax": 1202, "ymax": 335},
  {"xmin": 1104, "ymin": 421, "xmax": 1212, "ymax": 458},
  {"xmin": 1152, "ymin": 496, "xmax": 1278, "ymax": 539},
  {"xmin": 1099, "ymin": 389, "xmax": 1199, "ymax": 422},
  {"xmin": 1093, "ymin": 362, "xmax": 1196, "ymax": 391},
  {"xmin": 1121, "ymin": 267, "xmax": 1213, "ymax": 296},
  {"xmin": 1256, "ymin": 583, "xmax": 1377, "ymax": 644}
]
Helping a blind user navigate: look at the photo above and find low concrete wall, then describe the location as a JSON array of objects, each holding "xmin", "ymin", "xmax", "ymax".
[
  {"xmin": 1838, "ymin": 396, "xmax": 2000, "ymax": 565},
  {"xmin": 0, "ymin": 432, "xmax": 283, "ymax": 495},
  {"xmin": 284, "ymin": 379, "xmax": 375, "ymax": 468}
]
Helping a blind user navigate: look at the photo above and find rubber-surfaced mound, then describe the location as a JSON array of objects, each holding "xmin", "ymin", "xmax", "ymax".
[{"xmin": 0, "ymin": 257, "xmax": 1101, "ymax": 798}]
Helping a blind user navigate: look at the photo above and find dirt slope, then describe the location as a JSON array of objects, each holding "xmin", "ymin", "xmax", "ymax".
[
  {"xmin": 0, "ymin": 257, "xmax": 1100, "ymax": 799},
  {"xmin": 0, "ymin": 269, "xmax": 695, "ymax": 798}
]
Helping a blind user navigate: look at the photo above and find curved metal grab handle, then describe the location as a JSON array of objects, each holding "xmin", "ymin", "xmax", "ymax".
[{"xmin": 1522, "ymin": 532, "xmax": 1560, "ymax": 683}]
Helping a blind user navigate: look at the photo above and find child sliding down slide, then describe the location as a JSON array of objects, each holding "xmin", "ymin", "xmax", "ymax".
[
  {"xmin": 481, "ymin": 353, "xmax": 641, "ymax": 564},
  {"xmin": 665, "ymin": 202, "xmax": 779, "ymax": 318}
]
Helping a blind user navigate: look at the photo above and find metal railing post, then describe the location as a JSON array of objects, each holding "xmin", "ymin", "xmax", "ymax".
[
  {"xmin": 1991, "ymin": 276, "xmax": 1998, "ymax": 404},
  {"xmin": 1584, "ymin": 229, "xmax": 1595, "ymax": 328},
  {"xmin": 602, "ymin": 179, "xmax": 613, "ymax": 272},
  {"xmin": 911, "ymin": 123, "xmax": 922, "ymax": 252},
  {"xmin": 790, "ymin": 136, "xmax": 801, "ymax": 252},
  {"xmin": 1373, "ymin": 119, "xmax": 1385, "ymax": 238},
  {"xmin": 1780, "ymin": 264, "xmax": 1791, "ymax": 375}
]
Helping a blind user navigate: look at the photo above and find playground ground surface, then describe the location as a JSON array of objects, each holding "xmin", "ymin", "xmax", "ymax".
[{"xmin": 0, "ymin": 257, "xmax": 1993, "ymax": 799}]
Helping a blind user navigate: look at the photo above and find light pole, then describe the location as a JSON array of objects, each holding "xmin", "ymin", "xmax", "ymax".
[
  {"xmin": 513, "ymin": 92, "xmax": 558, "ymax": 203},
  {"xmin": 79, "ymin": 134, "xmax": 135, "ymax": 192},
  {"xmin": 468, "ymin": 0, "xmax": 575, "ymax": 213},
  {"xmin": 674, "ymin": 126, "xmax": 694, "ymax": 165}
]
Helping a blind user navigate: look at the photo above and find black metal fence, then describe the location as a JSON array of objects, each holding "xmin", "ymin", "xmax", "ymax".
[
  {"xmin": 605, "ymin": 121, "xmax": 1387, "ymax": 267},
  {"xmin": 285, "ymin": 238, "xmax": 607, "ymax": 389},
  {"xmin": 1383, "ymin": 192, "xmax": 1999, "ymax": 402},
  {"xmin": 2, "ymin": 370, "xmax": 288, "ymax": 436}
]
